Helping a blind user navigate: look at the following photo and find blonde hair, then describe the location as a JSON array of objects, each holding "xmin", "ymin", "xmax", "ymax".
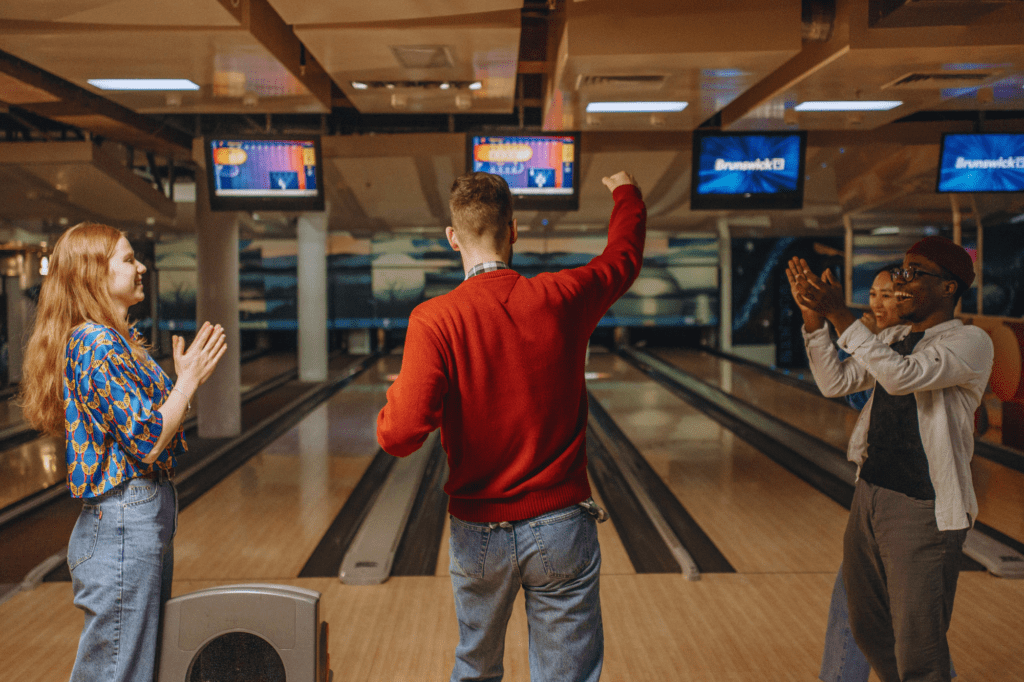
[
  {"xmin": 449, "ymin": 172, "xmax": 514, "ymax": 250},
  {"xmin": 21, "ymin": 222, "xmax": 147, "ymax": 436}
]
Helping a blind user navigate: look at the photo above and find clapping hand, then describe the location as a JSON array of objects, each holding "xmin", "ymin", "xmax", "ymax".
[
  {"xmin": 172, "ymin": 321, "xmax": 227, "ymax": 394},
  {"xmin": 785, "ymin": 257, "xmax": 857, "ymax": 335}
]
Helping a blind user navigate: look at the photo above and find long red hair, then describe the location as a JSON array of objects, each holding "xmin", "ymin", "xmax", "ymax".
[{"xmin": 21, "ymin": 223, "xmax": 147, "ymax": 436}]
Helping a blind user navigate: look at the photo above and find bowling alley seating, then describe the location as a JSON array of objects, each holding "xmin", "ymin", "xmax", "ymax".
[{"xmin": 157, "ymin": 584, "xmax": 332, "ymax": 682}]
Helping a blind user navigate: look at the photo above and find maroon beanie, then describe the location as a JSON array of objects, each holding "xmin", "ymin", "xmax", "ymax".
[{"xmin": 906, "ymin": 236, "xmax": 975, "ymax": 287}]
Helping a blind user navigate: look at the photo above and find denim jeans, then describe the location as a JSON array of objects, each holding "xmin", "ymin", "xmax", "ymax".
[
  {"xmin": 68, "ymin": 477, "xmax": 177, "ymax": 682},
  {"xmin": 448, "ymin": 504, "xmax": 602, "ymax": 682},
  {"xmin": 820, "ymin": 566, "xmax": 873, "ymax": 682}
]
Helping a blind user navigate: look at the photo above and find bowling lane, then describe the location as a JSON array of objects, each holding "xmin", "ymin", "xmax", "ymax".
[
  {"xmin": 172, "ymin": 355, "xmax": 395, "ymax": 582},
  {"xmin": 0, "ymin": 435, "xmax": 64, "ymax": 511},
  {"xmin": 586, "ymin": 352, "xmax": 849, "ymax": 574},
  {"xmin": 654, "ymin": 348, "xmax": 857, "ymax": 453},
  {"xmin": 656, "ymin": 348, "xmax": 1024, "ymax": 545},
  {"xmin": 177, "ymin": 351, "xmax": 635, "ymax": 582},
  {"xmin": 0, "ymin": 352, "xmax": 298, "ymax": 513}
]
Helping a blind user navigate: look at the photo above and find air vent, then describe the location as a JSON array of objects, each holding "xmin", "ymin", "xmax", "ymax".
[
  {"xmin": 882, "ymin": 71, "xmax": 997, "ymax": 90},
  {"xmin": 575, "ymin": 74, "xmax": 668, "ymax": 91},
  {"xmin": 390, "ymin": 45, "xmax": 453, "ymax": 69}
]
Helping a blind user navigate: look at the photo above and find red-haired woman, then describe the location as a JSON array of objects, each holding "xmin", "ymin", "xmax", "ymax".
[{"xmin": 21, "ymin": 223, "xmax": 226, "ymax": 682}]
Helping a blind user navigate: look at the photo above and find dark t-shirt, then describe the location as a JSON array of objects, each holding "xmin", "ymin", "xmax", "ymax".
[{"xmin": 860, "ymin": 331, "xmax": 936, "ymax": 501}]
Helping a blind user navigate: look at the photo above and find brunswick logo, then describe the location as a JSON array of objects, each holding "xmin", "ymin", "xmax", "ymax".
[
  {"xmin": 954, "ymin": 156, "xmax": 1024, "ymax": 170},
  {"xmin": 714, "ymin": 158, "xmax": 786, "ymax": 172}
]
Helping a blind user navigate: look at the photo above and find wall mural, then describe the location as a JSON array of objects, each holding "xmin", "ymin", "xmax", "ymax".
[{"xmin": 155, "ymin": 233, "xmax": 721, "ymax": 333}]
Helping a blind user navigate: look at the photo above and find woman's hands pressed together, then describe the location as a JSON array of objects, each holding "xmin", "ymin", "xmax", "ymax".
[
  {"xmin": 172, "ymin": 321, "xmax": 227, "ymax": 397},
  {"xmin": 144, "ymin": 321, "xmax": 227, "ymax": 463}
]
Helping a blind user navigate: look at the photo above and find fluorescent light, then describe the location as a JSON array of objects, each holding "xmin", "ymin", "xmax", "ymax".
[
  {"xmin": 586, "ymin": 101, "xmax": 688, "ymax": 113},
  {"xmin": 350, "ymin": 81, "xmax": 368, "ymax": 90},
  {"xmin": 871, "ymin": 226, "xmax": 900, "ymax": 235},
  {"xmin": 468, "ymin": 81, "xmax": 483, "ymax": 90},
  {"xmin": 88, "ymin": 78, "xmax": 199, "ymax": 91},
  {"xmin": 794, "ymin": 100, "xmax": 902, "ymax": 111}
]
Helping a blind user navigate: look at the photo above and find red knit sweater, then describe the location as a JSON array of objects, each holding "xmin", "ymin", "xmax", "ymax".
[{"xmin": 377, "ymin": 184, "xmax": 646, "ymax": 522}]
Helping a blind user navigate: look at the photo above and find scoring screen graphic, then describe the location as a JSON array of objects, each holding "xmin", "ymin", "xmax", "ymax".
[
  {"xmin": 695, "ymin": 134, "xmax": 802, "ymax": 196},
  {"xmin": 212, "ymin": 140, "xmax": 319, "ymax": 196},
  {"xmin": 471, "ymin": 136, "xmax": 575, "ymax": 195}
]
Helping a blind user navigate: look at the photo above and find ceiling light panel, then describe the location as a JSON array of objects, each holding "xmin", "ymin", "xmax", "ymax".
[
  {"xmin": 794, "ymin": 101, "xmax": 903, "ymax": 111},
  {"xmin": 585, "ymin": 101, "xmax": 688, "ymax": 113},
  {"xmin": 0, "ymin": 26, "xmax": 326, "ymax": 114},
  {"xmin": 88, "ymin": 78, "xmax": 200, "ymax": 91}
]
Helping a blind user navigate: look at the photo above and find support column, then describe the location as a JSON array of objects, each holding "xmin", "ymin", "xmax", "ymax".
[
  {"xmin": 971, "ymin": 193, "xmax": 984, "ymax": 314},
  {"xmin": 194, "ymin": 141, "xmax": 241, "ymax": 438},
  {"xmin": 717, "ymin": 218, "xmax": 732, "ymax": 352},
  {"xmin": 297, "ymin": 210, "xmax": 328, "ymax": 382},
  {"xmin": 4, "ymin": 274, "xmax": 25, "ymax": 384},
  {"xmin": 843, "ymin": 214, "xmax": 854, "ymax": 307}
]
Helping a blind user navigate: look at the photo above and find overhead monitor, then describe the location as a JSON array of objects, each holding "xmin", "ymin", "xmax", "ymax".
[
  {"xmin": 205, "ymin": 135, "xmax": 325, "ymax": 212},
  {"xmin": 937, "ymin": 133, "xmax": 1024, "ymax": 193},
  {"xmin": 690, "ymin": 130, "xmax": 807, "ymax": 210},
  {"xmin": 467, "ymin": 133, "xmax": 580, "ymax": 211}
]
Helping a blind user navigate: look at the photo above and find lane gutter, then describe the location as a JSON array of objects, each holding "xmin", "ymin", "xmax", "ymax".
[{"xmin": 621, "ymin": 345, "xmax": 1024, "ymax": 579}]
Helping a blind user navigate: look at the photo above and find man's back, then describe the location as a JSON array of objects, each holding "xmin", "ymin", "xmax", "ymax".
[{"xmin": 378, "ymin": 183, "xmax": 646, "ymax": 522}]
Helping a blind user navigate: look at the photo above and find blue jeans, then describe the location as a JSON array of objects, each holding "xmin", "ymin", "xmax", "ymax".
[
  {"xmin": 820, "ymin": 566, "xmax": 873, "ymax": 682},
  {"xmin": 448, "ymin": 504, "xmax": 602, "ymax": 682},
  {"xmin": 68, "ymin": 477, "xmax": 177, "ymax": 682}
]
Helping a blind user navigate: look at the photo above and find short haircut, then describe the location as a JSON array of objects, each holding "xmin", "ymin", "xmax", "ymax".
[{"xmin": 449, "ymin": 172, "xmax": 514, "ymax": 249}]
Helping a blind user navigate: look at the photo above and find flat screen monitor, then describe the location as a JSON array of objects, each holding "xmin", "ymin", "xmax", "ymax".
[
  {"xmin": 937, "ymin": 133, "xmax": 1024, "ymax": 193},
  {"xmin": 205, "ymin": 135, "xmax": 325, "ymax": 212},
  {"xmin": 690, "ymin": 130, "xmax": 807, "ymax": 210},
  {"xmin": 467, "ymin": 133, "xmax": 580, "ymax": 211}
]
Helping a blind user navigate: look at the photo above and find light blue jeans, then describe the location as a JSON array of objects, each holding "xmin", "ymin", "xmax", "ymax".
[
  {"xmin": 448, "ymin": 504, "xmax": 603, "ymax": 682},
  {"xmin": 820, "ymin": 566, "xmax": 873, "ymax": 682},
  {"xmin": 67, "ymin": 477, "xmax": 177, "ymax": 682}
]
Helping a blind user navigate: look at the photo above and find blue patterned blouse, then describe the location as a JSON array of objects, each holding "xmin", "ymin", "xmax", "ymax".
[{"xmin": 64, "ymin": 323, "xmax": 186, "ymax": 498}]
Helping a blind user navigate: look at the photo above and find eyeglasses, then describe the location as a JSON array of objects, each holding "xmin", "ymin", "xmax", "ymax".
[{"xmin": 889, "ymin": 266, "xmax": 946, "ymax": 283}]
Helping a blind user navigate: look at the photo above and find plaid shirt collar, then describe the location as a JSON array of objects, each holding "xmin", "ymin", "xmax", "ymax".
[{"xmin": 465, "ymin": 260, "xmax": 510, "ymax": 280}]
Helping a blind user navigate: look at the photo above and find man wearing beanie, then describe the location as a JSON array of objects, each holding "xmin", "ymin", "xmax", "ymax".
[{"xmin": 786, "ymin": 236, "xmax": 993, "ymax": 682}]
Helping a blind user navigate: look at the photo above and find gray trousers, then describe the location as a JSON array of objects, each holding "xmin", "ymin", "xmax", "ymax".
[{"xmin": 843, "ymin": 479, "xmax": 967, "ymax": 682}]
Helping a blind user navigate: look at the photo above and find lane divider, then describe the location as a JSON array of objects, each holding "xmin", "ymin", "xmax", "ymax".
[{"xmin": 622, "ymin": 345, "xmax": 1024, "ymax": 580}]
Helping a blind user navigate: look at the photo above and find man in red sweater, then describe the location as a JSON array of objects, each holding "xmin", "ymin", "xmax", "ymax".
[{"xmin": 378, "ymin": 170, "xmax": 646, "ymax": 682}]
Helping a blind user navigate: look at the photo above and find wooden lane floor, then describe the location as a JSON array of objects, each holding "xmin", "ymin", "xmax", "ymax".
[
  {"xmin": 2, "ymin": 348, "xmax": 1022, "ymax": 680},
  {"xmin": 173, "ymin": 353, "xmax": 632, "ymax": 582},
  {"xmin": 5, "ymin": 571, "xmax": 1022, "ymax": 681},
  {"xmin": 655, "ymin": 348, "xmax": 1024, "ymax": 547},
  {"xmin": 587, "ymin": 352, "xmax": 849, "ymax": 574},
  {"xmin": 172, "ymin": 354, "xmax": 394, "ymax": 582}
]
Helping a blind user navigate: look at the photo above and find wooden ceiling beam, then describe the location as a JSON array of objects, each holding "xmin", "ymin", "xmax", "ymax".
[
  {"xmin": 0, "ymin": 48, "xmax": 192, "ymax": 158},
  {"xmin": 216, "ymin": 0, "xmax": 335, "ymax": 111}
]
